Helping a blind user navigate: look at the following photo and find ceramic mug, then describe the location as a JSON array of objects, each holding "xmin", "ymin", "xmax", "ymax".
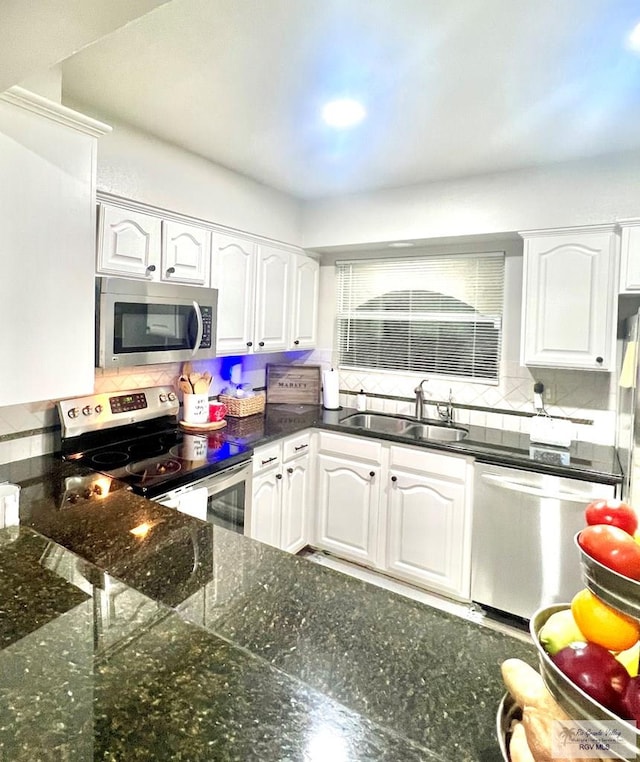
[
  {"xmin": 183, "ymin": 393, "xmax": 209, "ymax": 423},
  {"xmin": 209, "ymin": 401, "xmax": 227, "ymax": 422}
]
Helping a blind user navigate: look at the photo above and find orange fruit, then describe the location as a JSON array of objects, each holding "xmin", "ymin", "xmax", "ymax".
[{"xmin": 571, "ymin": 588, "xmax": 640, "ymax": 652}]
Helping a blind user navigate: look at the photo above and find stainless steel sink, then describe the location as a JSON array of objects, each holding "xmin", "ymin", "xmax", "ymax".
[
  {"xmin": 340, "ymin": 413, "xmax": 468, "ymax": 442},
  {"xmin": 340, "ymin": 413, "xmax": 415, "ymax": 435},
  {"xmin": 404, "ymin": 423, "xmax": 468, "ymax": 442}
]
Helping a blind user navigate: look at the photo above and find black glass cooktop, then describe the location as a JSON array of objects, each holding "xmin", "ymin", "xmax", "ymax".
[{"xmin": 60, "ymin": 417, "xmax": 252, "ymax": 498}]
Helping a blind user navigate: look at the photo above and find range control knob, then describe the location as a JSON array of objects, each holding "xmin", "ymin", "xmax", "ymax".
[
  {"xmin": 94, "ymin": 404, "xmax": 103, "ymax": 415},
  {"xmin": 82, "ymin": 405, "xmax": 92, "ymax": 416},
  {"xmin": 167, "ymin": 392, "xmax": 176, "ymax": 402},
  {"xmin": 68, "ymin": 408, "xmax": 79, "ymax": 419},
  {"xmin": 159, "ymin": 393, "xmax": 168, "ymax": 403}
]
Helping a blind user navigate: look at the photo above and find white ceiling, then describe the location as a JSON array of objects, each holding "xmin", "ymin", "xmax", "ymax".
[{"xmin": 57, "ymin": 0, "xmax": 640, "ymax": 200}]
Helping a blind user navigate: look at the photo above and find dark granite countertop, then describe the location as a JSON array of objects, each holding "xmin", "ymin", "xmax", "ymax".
[
  {"xmin": 225, "ymin": 404, "xmax": 622, "ymax": 485},
  {"xmin": 0, "ymin": 451, "xmax": 537, "ymax": 761}
]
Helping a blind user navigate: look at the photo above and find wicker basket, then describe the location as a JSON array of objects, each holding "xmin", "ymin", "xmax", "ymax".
[{"xmin": 218, "ymin": 392, "xmax": 265, "ymax": 418}]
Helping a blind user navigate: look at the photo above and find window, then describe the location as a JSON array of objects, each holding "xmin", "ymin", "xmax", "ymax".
[{"xmin": 336, "ymin": 252, "xmax": 505, "ymax": 382}]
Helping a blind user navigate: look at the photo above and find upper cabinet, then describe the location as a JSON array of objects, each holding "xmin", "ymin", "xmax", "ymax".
[
  {"xmin": 290, "ymin": 253, "xmax": 320, "ymax": 350},
  {"xmin": 97, "ymin": 202, "xmax": 210, "ymax": 286},
  {"xmin": 0, "ymin": 88, "xmax": 110, "ymax": 408},
  {"xmin": 619, "ymin": 220, "xmax": 640, "ymax": 293},
  {"xmin": 520, "ymin": 225, "xmax": 619, "ymax": 371},
  {"xmin": 213, "ymin": 232, "xmax": 318, "ymax": 356}
]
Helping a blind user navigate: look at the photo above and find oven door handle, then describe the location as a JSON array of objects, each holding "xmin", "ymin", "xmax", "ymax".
[{"xmin": 190, "ymin": 300, "xmax": 204, "ymax": 355}]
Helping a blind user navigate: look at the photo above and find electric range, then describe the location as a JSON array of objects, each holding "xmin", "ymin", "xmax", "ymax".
[{"xmin": 57, "ymin": 385, "xmax": 252, "ymax": 499}]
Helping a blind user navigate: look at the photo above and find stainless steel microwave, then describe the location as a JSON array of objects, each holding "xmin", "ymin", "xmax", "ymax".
[{"xmin": 96, "ymin": 277, "xmax": 218, "ymax": 368}]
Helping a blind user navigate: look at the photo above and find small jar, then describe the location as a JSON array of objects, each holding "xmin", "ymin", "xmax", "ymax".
[{"xmin": 355, "ymin": 389, "xmax": 367, "ymax": 412}]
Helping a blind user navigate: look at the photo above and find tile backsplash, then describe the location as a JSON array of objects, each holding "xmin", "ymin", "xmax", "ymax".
[
  {"xmin": 0, "ymin": 346, "xmax": 621, "ymax": 464},
  {"xmin": 0, "ymin": 351, "xmax": 312, "ymax": 464}
]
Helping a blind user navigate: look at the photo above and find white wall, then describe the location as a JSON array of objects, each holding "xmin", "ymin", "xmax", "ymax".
[
  {"xmin": 67, "ymin": 104, "xmax": 304, "ymax": 246},
  {"xmin": 302, "ymin": 150, "xmax": 640, "ymax": 249}
]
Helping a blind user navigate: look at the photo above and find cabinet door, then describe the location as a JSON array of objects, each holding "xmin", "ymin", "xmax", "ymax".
[
  {"xmin": 521, "ymin": 229, "xmax": 617, "ymax": 370},
  {"xmin": 254, "ymin": 244, "xmax": 291, "ymax": 353},
  {"xmin": 212, "ymin": 233, "xmax": 257, "ymax": 355},
  {"xmin": 250, "ymin": 469, "xmax": 281, "ymax": 548},
  {"xmin": 97, "ymin": 205, "xmax": 161, "ymax": 279},
  {"xmin": 289, "ymin": 254, "xmax": 319, "ymax": 350},
  {"xmin": 620, "ymin": 222, "xmax": 640, "ymax": 293},
  {"xmin": 385, "ymin": 468, "xmax": 467, "ymax": 598},
  {"xmin": 161, "ymin": 221, "xmax": 210, "ymax": 285},
  {"xmin": 315, "ymin": 452, "xmax": 380, "ymax": 566},
  {"xmin": 281, "ymin": 456, "xmax": 309, "ymax": 553},
  {"xmin": 0, "ymin": 92, "xmax": 106, "ymax": 407}
]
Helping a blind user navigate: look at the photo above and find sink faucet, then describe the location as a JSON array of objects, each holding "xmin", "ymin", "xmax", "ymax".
[
  {"xmin": 436, "ymin": 389, "xmax": 455, "ymax": 425},
  {"xmin": 413, "ymin": 379, "xmax": 429, "ymax": 420}
]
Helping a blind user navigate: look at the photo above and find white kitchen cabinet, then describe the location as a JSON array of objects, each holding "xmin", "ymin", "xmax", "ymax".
[
  {"xmin": 289, "ymin": 253, "xmax": 319, "ymax": 350},
  {"xmin": 213, "ymin": 234, "xmax": 291, "ymax": 355},
  {"xmin": 211, "ymin": 232, "xmax": 257, "ymax": 354},
  {"xmin": 520, "ymin": 225, "xmax": 618, "ymax": 371},
  {"xmin": 619, "ymin": 220, "xmax": 640, "ymax": 293},
  {"xmin": 249, "ymin": 431, "xmax": 311, "ymax": 552},
  {"xmin": 97, "ymin": 202, "xmax": 210, "ymax": 286},
  {"xmin": 254, "ymin": 244, "xmax": 292, "ymax": 353},
  {"xmin": 161, "ymin": 220, "xmax": 210, "ymax": 285},
  {"xmin": 313, "ymin": 431, "xmax": 472, "ymax": 598},
  {"xmin": 0, "ymin": 87, "xmax": 109, "ymax": 408},
  {"xmin": 314, "ymin": 432, "xmax": 383, "ymax": 566},
  {"xmin": 383, "ymin": 446, "xmax": 471, "ymax": 599}
]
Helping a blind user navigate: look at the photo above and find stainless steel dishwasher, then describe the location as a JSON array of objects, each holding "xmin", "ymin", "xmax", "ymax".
[{"xmin": 470, "ymin": 462, "xmax": 616, "ymax": 621}]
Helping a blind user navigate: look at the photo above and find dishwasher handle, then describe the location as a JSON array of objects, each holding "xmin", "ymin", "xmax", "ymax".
[{"xmin": 480, "ymin": 473, "xmax": 595, "ymax": 503}]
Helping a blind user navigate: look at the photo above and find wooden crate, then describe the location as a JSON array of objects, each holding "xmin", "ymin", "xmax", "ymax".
[{"xmin": 265, "ymin": 364, "xmax": 321, "ymax": 404}]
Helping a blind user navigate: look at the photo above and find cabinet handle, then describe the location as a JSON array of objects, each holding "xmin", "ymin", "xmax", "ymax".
[
  {"xmin": 294, "ymin": 340, "xmax": 300, "ymax": 345},
  {"xmin": 369, "ymin": 471, "xmax": 375, "ymax": 479},
  {"xmin": 294, "ymin": 444, "xmax": 308, "ymax": 451},
  {"xmin": 246, "ymin": 341, "xmax": 253, "ymax": 347},
  {"xmin": 166, "ymin": 266, "xmax": 176, "ymax": 276},
  {"xmin": 276, "ymin": 473, "xmax": 283, "ymax": 480},
  {"xmin": 287, "ymin": 467, "xmax": 293, "ymax": 474},
  {"xmin": 391, "ymin": 475, "xmax": 397, "ymax": 482},
  {"xmin": 146, "ymin": 264, "xmax": 156, "ymax": 273},
  {"xmin": 261, "ymin": 456, "xmax": 277, "ymax": 465},
  {"xmin": 596, "ymin": 356, "xmax": 603, "ymax": 364},
  {"xmin": 259, "ymin": 341, "xmax": 265, "ymax": 347}
]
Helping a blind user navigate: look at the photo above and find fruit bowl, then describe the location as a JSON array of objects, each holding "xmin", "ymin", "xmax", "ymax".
[
  {"xmin": 575, "ymin": 533, "xmax": 640, "ymax": 620},
  {"xmin": 531, "ymin": 604, "xmax": 639, "ymax": 761},
  {"xmin": 496, "ymin": 692, "xmax": 520, "ymax": 761}
]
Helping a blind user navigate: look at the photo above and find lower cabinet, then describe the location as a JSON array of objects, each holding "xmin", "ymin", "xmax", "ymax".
[
  {"xmin": 314, "ymin": 431, "xmax": 473, "ymax": 600},
  {"xmin": 249, "ymin": 431, "xmax": 311, "ymax": 553}
]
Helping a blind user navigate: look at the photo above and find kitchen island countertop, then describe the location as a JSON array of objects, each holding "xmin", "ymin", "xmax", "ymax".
[{"xmin": 0, "ymin": 452, "xmax": 536, "ymax": 761}]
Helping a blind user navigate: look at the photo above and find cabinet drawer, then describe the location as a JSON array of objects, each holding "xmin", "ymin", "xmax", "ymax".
[
  {"xmin": 389, "ymin": 444, "xmax": 467, "ymax": 481},
  {"xmin": 317, "ymin": 431, "xmax": 382, "ymax": 462},
  {"xmin": 283, "ymin": 430, "xmax": 311, "ymax": 461},
  {"xmin": 252, "ymin": 442, "xmax": 282, "ymax": 474}
]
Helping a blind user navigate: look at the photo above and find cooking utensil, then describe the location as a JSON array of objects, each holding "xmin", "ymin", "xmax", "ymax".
[
  {"xmin": 178, "ymin": 379, "xmax": 192, "ymax": 395},
  {"xmin": 193, "ymin": 378, "xmax": 209, "ymax": 394},
  {"xmin": 182, "ymin": 361, "xmax": 193, "ymax": 378},
  {"xmin": 189, "ymin": 372, "xmax": 202, "ymax": 390}
]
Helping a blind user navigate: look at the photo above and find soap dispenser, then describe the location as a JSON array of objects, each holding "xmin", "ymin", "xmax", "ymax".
[{"xmin": 356, "ymin": 389, "xmax": 367, "ymax": 412}]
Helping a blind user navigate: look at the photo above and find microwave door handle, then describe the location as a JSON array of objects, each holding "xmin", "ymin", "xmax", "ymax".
[{"xmin": 190, "ymin": 300, "xmax": 204, "ymax": 355}]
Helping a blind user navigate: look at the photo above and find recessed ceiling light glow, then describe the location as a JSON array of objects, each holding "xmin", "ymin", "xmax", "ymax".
[
  {"xmin": 388, "ymin": 242, "xmax": 415, "ymax": 248},
  {"xmin": 322, "ymin": 98, "xmax": 366, "ymax": 128},
  {"xmin": 628, "ymin": 21, "xmax": 640, "ymax": 53}
]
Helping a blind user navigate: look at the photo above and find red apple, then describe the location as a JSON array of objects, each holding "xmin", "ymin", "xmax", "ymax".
[
  {"xmin": 622, "ymin": 675, "xmax": 640, "ymax": 722},
  {"xmin": 585, "ymin": 498, "xmax": 638, "ymax": 536},
  {"xmin": 553, "ymin": 641, "xmax": 630, "ymax": 716}
]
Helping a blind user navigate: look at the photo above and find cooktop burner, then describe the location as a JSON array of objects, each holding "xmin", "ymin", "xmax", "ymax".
[{"xmin": 58, "ymin": 386, "xmax": 253, "ymax": 498}]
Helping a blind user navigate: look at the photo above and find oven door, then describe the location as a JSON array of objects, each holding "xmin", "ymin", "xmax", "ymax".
[
  {"xmin": 156, "ymin": 460, "xmax": 251, "ymax": 535},
  {"xmin": 96, "ymin": 277, "xmax": 217, "ymax": 368}
]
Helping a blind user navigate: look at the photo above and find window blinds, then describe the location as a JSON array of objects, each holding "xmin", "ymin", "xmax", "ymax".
[{"xmin": 336, "ymin": 252, "xmax": 505, "ymax": 381}]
